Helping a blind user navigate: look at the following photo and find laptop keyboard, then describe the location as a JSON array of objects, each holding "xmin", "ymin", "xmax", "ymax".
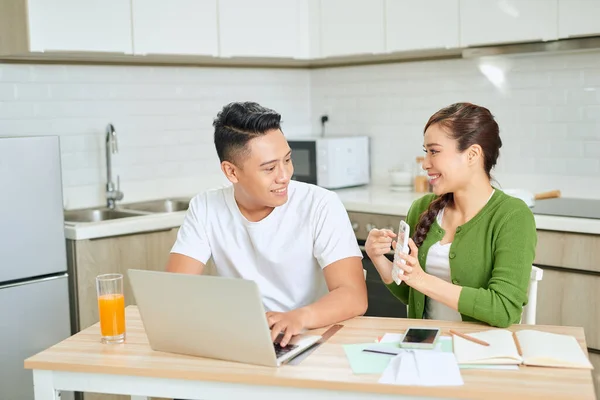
[{"xmin": 273, "ymin": 342, "xmax": 298, "ymax": 358}]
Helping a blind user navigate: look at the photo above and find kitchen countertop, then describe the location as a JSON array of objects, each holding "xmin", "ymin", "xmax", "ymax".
[
  {"xmin": 64, "ymin": 185, "xmax": 600, "ymax": 240},
  {"xmin": 64, "ymin": 211, "xmax": 187, "ymax": 240},
  {"xmin": 335, "ymin": 185, "xmax": 600, "ymax": 235}
]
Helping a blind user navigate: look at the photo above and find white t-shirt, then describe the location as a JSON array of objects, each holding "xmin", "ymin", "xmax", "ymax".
[
  {"xmin": 424, "ymin": 240, "xmax": 462, "ymax": 321},
  {"xmin": 171, "ymin": 180, "xmax": 362, "ymax": 312}
]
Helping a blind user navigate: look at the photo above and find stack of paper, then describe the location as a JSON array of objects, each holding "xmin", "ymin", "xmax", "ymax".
[{"xmin": 379, "ymin": 349, "xmax": 464, "ymax": 386}]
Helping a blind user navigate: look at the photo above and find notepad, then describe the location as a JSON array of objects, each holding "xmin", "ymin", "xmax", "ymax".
[{"xmin": 452, "ymin": 329, "xmax": 593, "ymax": 369}]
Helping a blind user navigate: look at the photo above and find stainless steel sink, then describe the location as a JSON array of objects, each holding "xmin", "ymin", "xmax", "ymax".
[
  {"xmin": 64, "ymin": 208, "xmax": 148, "ymax": 223},
  {"xmin": 64, "ymin": 197, "xmax": 190, "ymax": 224},
  {"xmin": 121, "ymin": 198, "xmax": 190, "ymax": 213}
]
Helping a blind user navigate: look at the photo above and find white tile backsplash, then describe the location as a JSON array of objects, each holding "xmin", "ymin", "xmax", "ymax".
[
  {"xmin": 0, "ymin": 64, "xmax": 311, "ymax": 209},
  {"xmin": 0, "ymin": 102, "xmax": 35, "ymax": 119},
  {"xmin": 584, "ymin": 142, "xmax": 600, "ymax": 158},
  {"xmin": 583, "ymin": 68, "xmax": 600, "ymax": 86},
  {"xmin": 311, "ymin": 51, "xmax": 600, "ymax": 199},
  {"xmin": 0, "ymin": 83, "xmax": 15, "ymax": 100},
  {"xmin": 14, "ymin": 83, "xmax": 51, "ymax": 100},
  {"xmin": 1, "ymin": 49, "xmax": 600, "ymax": 207},
  {"xmin": 1, "ymin": 64, "xmax": 34, "ymax": 81}
]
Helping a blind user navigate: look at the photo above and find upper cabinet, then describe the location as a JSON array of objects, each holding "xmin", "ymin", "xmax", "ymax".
[
  {"xmin": 386, "ymin": 0, "xmax": 460, "ymax": 52},
  {"xmin": 558, "ymin": 0, "xmax": 600, "ymax": 39},
  {"xmin": 132, "ymin": 0, "xmax": 218, "ymax": 56},
  {"xmin": 459, "ymin": 0, "xmax": 558, "ymax": 47},
  {"xmin": 218, "ymin": 0, "xmax": 316, "ymax": 59},
  {"xmin": 319, "ymin": 0, "xmax": 385, "ymax": 58},
  {"xmin": 27, "ymin": 0, "xmax": 133, "ymax": 53},
  {"xmin": 1, "ymin": 0, "xmax": 598, "ymax": 64}
]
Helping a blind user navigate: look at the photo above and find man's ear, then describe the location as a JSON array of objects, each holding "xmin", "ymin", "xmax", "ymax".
[
  {"xmin": 221, "ymin": 161, "xmax": 239, "ymax": 183},
  {"xmin": 467, "ymin": 144, "xmax": 483, "ymax": 166}
]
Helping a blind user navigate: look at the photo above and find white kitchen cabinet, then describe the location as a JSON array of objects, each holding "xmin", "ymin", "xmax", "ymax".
[
  {"xmin": 558, "ymin": 0, "xmax": 600, "ymax": 38},
  {"xmin": 386, "ymin": 0, "xmax": 460, "ymax": 52},
  {"xmin": 218, "ymin": 0, "xmax": 315, "ymax": 58},
  {"xmin": 27, "ymin": 0, "xmax": 132, "ymax": 53},
  {"xmin": 459, "ymin": 0, "xmax": 558, "ymax": 47},
  {"xmin": 319, "ymin": 0, "xmax": 385, "ymax": 57},
  {"xmin": 132, "ymin": 0, "xmax": 218, "ymax": 56}
]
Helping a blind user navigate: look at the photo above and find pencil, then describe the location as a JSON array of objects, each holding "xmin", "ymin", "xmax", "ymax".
[
  {"xmin": 513, "ymin": 331, "xmax": 523, "ymax": 356},
  {"xmin": 449, "ymin": 329, "xmax": 490, "ymax": 346}
]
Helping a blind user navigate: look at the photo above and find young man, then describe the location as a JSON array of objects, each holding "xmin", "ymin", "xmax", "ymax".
[{"xmin": 167, "ymin": 101, "xmax": 367, "ymax": 347}]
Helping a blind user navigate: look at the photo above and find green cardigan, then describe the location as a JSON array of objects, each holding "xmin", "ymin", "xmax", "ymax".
[{"xmin": 386, "ymin": 189, "xmax": 537, "ymax": 328}]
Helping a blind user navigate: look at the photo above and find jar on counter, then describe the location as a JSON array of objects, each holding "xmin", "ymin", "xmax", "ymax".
[{"xmin": 413, "ymin": 156, "xmax": 430, "ymax": 193}]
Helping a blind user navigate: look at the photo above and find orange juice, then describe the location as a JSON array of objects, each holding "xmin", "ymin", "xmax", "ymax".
[{"xmin": 98, "ymin": 293, "xmax": 125, "ymax": 337}]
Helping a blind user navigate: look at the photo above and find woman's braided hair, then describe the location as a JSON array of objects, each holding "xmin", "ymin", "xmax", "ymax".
[
  {"xmin": 413, "ymin": 193, "xmax": 454, "ymax": 248},
  {"xmin": 412, "ymin": 103, "xmax": 502, "ymax": 248}
]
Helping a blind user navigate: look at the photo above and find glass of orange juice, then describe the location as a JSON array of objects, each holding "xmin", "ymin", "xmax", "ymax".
[{"xmin": 96, "ymin": 273, "xmax": 126, "ymax": 344}]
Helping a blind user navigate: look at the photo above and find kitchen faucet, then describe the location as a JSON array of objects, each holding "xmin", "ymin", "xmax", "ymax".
[{"xmin": 105, "ymin": 123, "xmax": 124, "ymax": 209}]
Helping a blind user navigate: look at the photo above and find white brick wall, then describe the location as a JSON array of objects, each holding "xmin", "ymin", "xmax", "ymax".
[
  {"xmin": 0, "ymin": 64, "xmax": 311, "ymax": 209},
  {"xmin": 1, "ymin": 50, "xmax": 599, "ymax": 208},
  {"xmin": 311, "ymin": 51, "xmax": 600, "ymax": 199}
]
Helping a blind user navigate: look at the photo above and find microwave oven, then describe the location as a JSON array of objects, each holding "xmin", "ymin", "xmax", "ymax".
[{"xmin": 287, "ymin": 136, "xmax": 370, "ymax": 189}]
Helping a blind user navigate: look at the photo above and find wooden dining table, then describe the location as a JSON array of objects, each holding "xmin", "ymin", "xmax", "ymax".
[{"xmin": 24, "ymin": 306, "xmax": 596, "ymax": 400}]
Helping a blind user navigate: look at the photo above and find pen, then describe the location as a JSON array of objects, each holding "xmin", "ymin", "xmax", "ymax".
[
  {"xmin": 362, "ymin": 349, "xmax": 401, "ymax": 356},
  {"xmin": 513, "ymin": 331, "xmax": 523, "ymax": 356},
  {"xmin": 449, "ymin": 329, "xmax": 490, "ymax": 346}
]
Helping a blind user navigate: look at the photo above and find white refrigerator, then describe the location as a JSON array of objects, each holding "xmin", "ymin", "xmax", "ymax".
[{"xmin": 0, "ymin": 136, "xmax": 74, "ymax": 400}]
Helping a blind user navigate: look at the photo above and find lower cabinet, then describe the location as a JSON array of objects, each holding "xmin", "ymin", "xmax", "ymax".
[
  {"xmin": 536, "ymin": 269, "xmax": 600, "ymax": 351},
  {"xmin": 67, "ymin": 228, "xmax": 181, "ymax": 400},
  {"xmin": 534, "ymin": 229, "xmax": 600, "ymax": 399},
  {"xmin": 68, "ymin": 228, "xmax": 180, "ymax": 331}
]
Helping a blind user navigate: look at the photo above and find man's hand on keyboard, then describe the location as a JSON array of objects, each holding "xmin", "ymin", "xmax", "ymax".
[{"xmin": 266, "ymin": 308, "xmax": 311, "ymax": 347}]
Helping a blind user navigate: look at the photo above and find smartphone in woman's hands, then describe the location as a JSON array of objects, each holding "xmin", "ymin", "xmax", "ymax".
[{"xmin": 391, "ymin": 220, "xmax": 410, "ymax": 285}]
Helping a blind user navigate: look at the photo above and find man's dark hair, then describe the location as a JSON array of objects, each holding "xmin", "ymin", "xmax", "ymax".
[{"xmin": 213, "ymin": 101, "xmax": 282, "ymax": 165}]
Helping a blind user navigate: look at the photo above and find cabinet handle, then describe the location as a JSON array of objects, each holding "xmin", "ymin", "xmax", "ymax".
[{"xmin": 0, "ymin": 273, "xmax": 68, "ymax": 290}]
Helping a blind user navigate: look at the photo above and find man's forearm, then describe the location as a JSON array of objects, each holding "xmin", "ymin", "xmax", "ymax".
[{"xmin": 301, "ymin": 286, "xmax": 367, "ymax": 329}]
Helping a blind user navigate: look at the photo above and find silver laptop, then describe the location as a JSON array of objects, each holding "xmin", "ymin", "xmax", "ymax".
[{"xmin": 127, "ymin": 269, "xmax": 321, "ymax": 367}]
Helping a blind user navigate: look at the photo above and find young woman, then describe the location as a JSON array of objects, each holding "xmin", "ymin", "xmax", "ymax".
[{"xmin": 365, "ymin": 102, "xmax": 537, "ymax": 328}]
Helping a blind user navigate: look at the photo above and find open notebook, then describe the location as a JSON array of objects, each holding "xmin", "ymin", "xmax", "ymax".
[{"xmin": 453, "ymin": 329, "xmax": 593, "ymax": 369}]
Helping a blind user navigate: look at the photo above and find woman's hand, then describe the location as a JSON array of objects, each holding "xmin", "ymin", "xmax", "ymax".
[
  {"xmin": 365, "ymin": 228, "xmax": 396, "ymax": 259},
  {"xmin": 365, "ymin": 228, "xmax": 396, "ymax": 283},
  {"xmin": 394, "ymin": 238, "xmax": 428, "ymax": 289}
]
